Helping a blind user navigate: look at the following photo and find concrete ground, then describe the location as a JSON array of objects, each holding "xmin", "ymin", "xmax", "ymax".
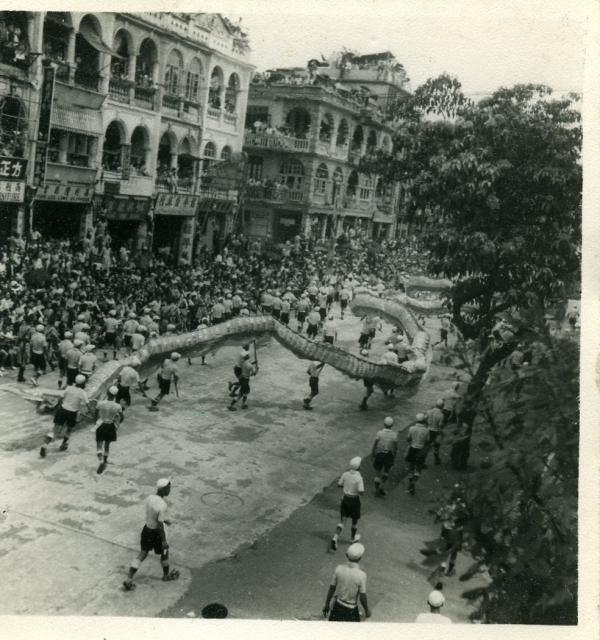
[{"xmin": 0, "ymin": 305, "xmax": 480, "ymax": 620}]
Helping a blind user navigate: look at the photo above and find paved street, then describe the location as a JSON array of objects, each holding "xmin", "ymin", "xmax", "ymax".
[{"xmin": 0, "ymin": 309, "xmax": 476, "ymax": 619}]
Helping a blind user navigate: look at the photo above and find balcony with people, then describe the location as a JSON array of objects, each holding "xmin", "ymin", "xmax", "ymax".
[
  {"xmin": 0, "ymin": 96, "xmax": 27, "ymax": 159},
  {"xmin": 161, "ymin": 50, "xmax": 203, "ymax": 121},
  {"xmin": 45, "ymin": 126, "xmax": 98, "ymax": 185},
  {"xmin": 246, "ymin": 158, "xmax": 306, "ymax": 204},
  {"xmin": 155, "ymin": 133, "xmax": 199, "ymax": 194},
  {"xmin": 244, "ymin": 106, "xmax": 312, "ymax": 153},
  {"xmin": 0, "ymin": 11, "xmax": 33, "ymax": 76}
]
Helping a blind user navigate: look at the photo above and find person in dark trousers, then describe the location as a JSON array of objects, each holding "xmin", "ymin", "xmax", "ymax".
[
  {"xmin": 123, "ymin": 478, "xmax": 180, "ymax": 591},
  {"xmin": 323, "ymin": 542, "xmax": 371, "ymax": 622},
  {"xmin": 94, "ymin": 385, "xmax": 123, "ymax": 475},
  {"xmin": 405, "ymin": 413, "xmax": 430, "ymax": 495},
  {"xmin": 303, "ymin": 361, "xmax": 325, "ymax": 410},
  {"xmin": 330, "ymin": 456, "xmax": 364, "ymax": 550},
  {"xmin": 372, "ymin": 416, "xmax": 398, "ymax": 497}
]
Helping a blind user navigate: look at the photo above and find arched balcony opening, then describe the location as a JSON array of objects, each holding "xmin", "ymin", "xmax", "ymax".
[
  {"xmin": 130, "ymin": 126, "xmax": 151, "ymax": 176},
  {"xmin": 75, "ymin": 14, "xmax": 109, "ymax": 91},
  {"xmin": 346, "ymin": 169, "xmax": 359, "ymax": 197},
  {"xmin": 156, "ymin": 131, "xmax": 178, "ymax": 192},
  {"xmin": 221, "ymin": 145, "xmax": 232, "ymax": 161},
  {"xmin": 225, "ymin": 73, "xmax": 240, "ymax": 113},
  {"xmin": 134, "ymin": 38, "xmax": 158, "ymax": 109},
  {"xmin": 185, "ymin": 57, "xmax": 203, "ymax": 104},
  {"xmin": 285, "ymin": 107, "xmax": 311, "ymax": 139},
  {"xmin": 43, "ymin": 12, "xmax": 72, "ymax": 80},
  {"xmin": 336, "ymin": 119, "xmax": 349, "ymax": 147},
  {"xmin": 163, "ymin": 49, "xmax": 183, "ymax": 110},
  {"xmin": 0, "ymin": 97, "xmax": 26, "ymax": 157},
  {"xmin": 366, "ymin": 129, "xmax": 377, "ymax": 154},
  {"xmin": 0, "ymin": 11, "xmax": 30, "ymax": 70},
  {"xmin": 319, "ymin": 113, "xmax": 334, "ymax": 142},
  {"xmin": 177, "ymin": 138, "xmax": 196, "ymax": 192},
  {"xmin": 102, "ymin": 121, "xmax": 126, "ymax": 172},
  {"xmin": 109, "ymin": 29, "xmax": 134, "ymax": 102},
  {"xmin": 314, "ymin": 162, "xmax": 329, "ymax": 194},
  {"xmin": 208, "ymin": 66, "xmax": 224, "ymax": 109},
  {"xmin": 350, "ymin": 125, "xmax": 364, "ymax": 152}
]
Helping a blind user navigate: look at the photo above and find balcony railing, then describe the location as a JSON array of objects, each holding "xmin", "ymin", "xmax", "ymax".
[
  {"xmin": 134, "ymin": 85, "xmax": 155, "ymax": 110},
  {"xmin": 162, "ymin": 93, "xmax": 179, "ymax": 111},
  {"xmin": 74, "ymin": 70, "xmax": 101, "ymax": 92},
  {"xmin": 53, "ymin": 61, "xmax": 70, "ymax": 82},
  {"xmin": 155, "ymin": 176, "xmax": 197, "ymax": 193},
  {"xmin": 207, "ymin": 106, "xmax": 221, "ymax": 120},
  {"xmin": 246, "ymin": 184, "xmax": 304, "ymax": 203},
  {"xmin": 45, "ymin": 161, "xmax": 97, "ymax": 185},
  {"xmin": 109, "ymin": 77, "xmax": 131, "ymax": 104},
  {"xmin": 223, "ymin": 112, "xmax": 237, "ymax": 126},
  {"xmin": 244, "ymin": 132, "xmax": 310, "ymax": 153}
]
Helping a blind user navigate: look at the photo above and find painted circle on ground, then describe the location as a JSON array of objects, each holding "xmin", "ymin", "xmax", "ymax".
[{"xmin": 200, "ymin": 491, "xmax": 244, "ymax": 508}]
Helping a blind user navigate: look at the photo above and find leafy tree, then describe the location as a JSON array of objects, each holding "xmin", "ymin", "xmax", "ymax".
[
  {"xmin": 362, "ymin": 79, "xmax": 581, "ymax": 463},
  {"xmin": 453, "ymin": 318, "xmax": 578, "ymax": 624}
]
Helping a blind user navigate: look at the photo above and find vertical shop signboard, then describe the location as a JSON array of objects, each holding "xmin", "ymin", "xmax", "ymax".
[
  {"xmin": 121, "ymin": 143, "xmax": 131, "ymax": 181},
  {"xmin": 34, "ymin": 65, "xmax": 56, "ymax": 186}
]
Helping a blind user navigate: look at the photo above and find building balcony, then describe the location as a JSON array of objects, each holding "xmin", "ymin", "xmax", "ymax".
[
  {"xmin": 98, "ymin": 172, "xmax": 154, "ymax": 197},
  {"xmin": 314, "ymin": 139, "xmax": 350, "ymax": 160},
  {"xmin": 134, "ymin": 85, "xmax": 157, "ymax": 110},
  {"xmin": 74, "ymin": 69, "xmax": 102, "ymax": 93},
  {"xmin": 162, "ymin": 93, "xmax": 180, "ymax": 112},
  {"xmin": 108, "ymin": 77, "xmax": 131, "ymax": 104},
  {"xmin": 44, "ymin": 161, "xmax": 98, "ymax": 186},
  {"xmin": 206, "ymin": 106, "xmax": 221, "ymax": 121},
  {"xmin": 55, "ymin": 78, "xmax": 105, "ymax": 110},
  {"xmin": 155, "ymin": 176, "xmax": 198, "ymax": 194},
  {"xmin": 246, "ymin": 184, "xmax": 305, "ymax": 204},
  {"xmin": 223, "ymin": 111, "xmax": 238, "ymax": 127},
  {"xmin": 244, "ymin": 131, "xmax": 310, "ymax": 153}
]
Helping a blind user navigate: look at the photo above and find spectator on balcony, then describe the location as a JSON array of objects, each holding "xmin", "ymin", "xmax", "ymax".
[{"xmin": 167, "ymin": 168, "xmax": 178, "ymax": 194}]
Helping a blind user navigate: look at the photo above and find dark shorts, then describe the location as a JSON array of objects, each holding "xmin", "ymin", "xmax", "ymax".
[
  {"xmin": 58, "ymin": 356, "xmax": 67, "ymax": 374},
  {"xmin": 104, "ymin": 332, "xmax": 116, "ymax": 346},
  {"xmin": 280, "ymin": 313, "xmax": 289, "ymax": 325},
  {"xmin": 340, "ymin": 494, "xmax": 361, "ymax": 522},
  {"xmin": 405, "ymin": 446, "xmax": 427, "ymax": 470},
  {"xmin": 307, "ymin": 324, "xmax": 318, "ymax": 339},
  {"xmin": 358, "ymin": 333, "xmax": 369, "ymax": 347},
  {"xmin": 96, "ymin": 421, "xmax": 117, "ymax": 443},
  {"xmin": 373, "ymin": 451, "xmax": 395, "ymax": 473},
  {"xmin": 239, "ymin": 377, "xmax": 250, "ymax": 395},
  {"xmin": 329, "ymin": 600, "xmax": 360, "ymax": 622},
  {"xmin": 140, "ymin": 525, "xmax": 164, "ymax": 555},
  {"xmin": 54, "ymin": 406, "xmax": 77, "ymax": 429},
  {"xmin": 309, "ymin": 376, "xmax": 319, "ymax": 395},
  {"xmin": 261, "ymin": 306, "xmax": 271, "ymax": 315},
  {"xmin": 308, "ymin": 295, "xmax": 316, "ymax": 305},
  {"xmin": 272, "ymin": 309, "xmax": 280, "ymax": 319},
  {"xmin": 66, "ymin": 367, "xmax": 78, "ymax": 385},
  {"xmin": 441, "ymin": 328, "xmax": 448, "ymax": 341},
  {"xmin": 326, "ymin": 295, "xmax": 333, "ymax": 306},
  {"xmin": 297, "ymin": 312, "xmax": 307, "ymax": 323},
  {"xmin": 340, "ymin": 299, "xmax": 348, "ymax": 309},
  {"xmin": 116, "ymin": 384, "xmax": 131, "ymax": 406},
  {"xmin": 363, "ymin": 378, "xmax": 374, "ymax": 389},
  {"xmin": 124, "ymin": 335, "xmax": 132, "ymax": 348},
  {"xmin": 31, "ymin": 352, "xmax": 46, "ymax": 370},
  {"xmin": 319, "ymin": 308, "xmax": 327, "ymax": 321},
  {"xmin": 324, "ymin": 335, "xmax": 334, "ymax": 344},
  {"xmin": 429, "ymin": 430, "xmax": 440, "ymax": 444},
  {"xmin": 157, "ymin": 374, "xmax": 171, "ymax": 395},
  {"xmin": 233, "ymin": 365, "xmax": 242, "ymax": 379},
  {"xmin": 369, "ymin": 328, "xmax": 376, "ymax": 338}
]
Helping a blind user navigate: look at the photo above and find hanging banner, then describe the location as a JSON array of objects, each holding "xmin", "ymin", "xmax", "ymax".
[{"xmin": 35, "ymin": 183, "xmax": 93, "ymax": 203}]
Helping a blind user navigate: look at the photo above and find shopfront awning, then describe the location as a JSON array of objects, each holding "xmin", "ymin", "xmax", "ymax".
[
  {"xmin": 78, "ymin": 20, "xmax": 121, "ymax": 57},
  {"xmin": 51, "ymin": 103, "xmax": 103, "ymax": 136}
]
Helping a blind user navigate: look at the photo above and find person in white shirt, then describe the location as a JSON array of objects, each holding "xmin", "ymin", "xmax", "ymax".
[
  {"xmin": 40, "ymin": 374, "xmax": 89, "ymax": 457},
  {"xmin": 380, "ymin": 344, "xmax": 400, "ymax": 366},
  {"xmin": 323, "ymin": 315, "xmax": 337, "ymax": 345},
  {"xmin": 122, "ymin": 478, "xmax": 180, "ymax": 591},
  {"xmin": 29, "ymin": 324, "xmax": 47, "ymax": 386},
  {"xmin": 78, "ymin": 344, "xmax": 97, "ymax": 380},
  {"xmin": 116, "ymin": 356, "xmax": 147, "ymax": 414},
  {"xmin": 94, "ymin": 385, "xmax": 123, "ymax": 474},
  {"xmin": 372, "ymin": 416, "xmax": 398, "ymax": 497},
  {"xmin": 406, "ymin": 413, "xmax": 430, "ymax": 496},
  {"xmin": 338, "ymin": 286, "xmax": 351, "ymax": 319},
  {"xmin": 330, "ymin": 457, "xmax": 364, "ymax": 551},
  {"xmin": 415, "ymin": 589, "xmax": 452, "ymax": 624}
]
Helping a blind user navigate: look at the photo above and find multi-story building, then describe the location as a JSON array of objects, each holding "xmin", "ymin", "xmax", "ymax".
[
  {"xmin": 242, "ymin": 51, "xmax": 409, "ymax": 244},
  {"xmin": 0, "ymin": 11, "xmax": 252, "ymax": 262}
]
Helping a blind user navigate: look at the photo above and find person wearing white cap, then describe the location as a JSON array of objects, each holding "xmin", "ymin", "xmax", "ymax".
[
  {"xmin": 306, "ymin": 306, "xmax": 321, "ymax": 340},
  {"xmin": 149, "ymin": 352, "xmax": 180, "ymax": 410},
  {"xmin": 78, "ymin": 344, "xmax": 97, "ymax": 381},
  {"xmin": 94, "ymin": 386, "xmax": 123, "ymax": 474},
  {"xmin": 29, "ymin": 324, "xmax": 47, "ymax": 387},
  {"xmin": 103, "ymin": 310, "xmax": 120, "ymax": 361},
  {"xmin": 228, "ymin": 344, "xmax": 250, "ymax": 397},
  {"xmin": 317, "ymin": 287, "xmax": 328, "ymax": 322},
  {"xmin": 123, "ymin": 313, "xmax": 138, "ymax": 355},
  {"xmin": 406, "ymin": 413, "xmax": 431, "ymax": 495},
  {"xmin": 330, "ymin": 456, "xmax": 364, "ymax": 551},
  {"xmin": 57, "ymin": 331, "xmax": 74, "ymax": 389},
  {"xmin": 415, "ymin": 588, "xmax": 452, "ymax": 623},
  {"xmin": 366, "ymin": 313, "xmax": 382, "ymax": 349},
  {"xmin": 303, "ymin": 361, "xmax": 325, "ymax": 410},
  {"xmin": 372, "ymin": 416, "xmax": 398, "ymax": 497},
  {"xmin": 228, "ymin": 350, "xmax": 256, "ymax": 411},
  {"xmin": 122, "ymin": 477, "xmax": 179, "ymax": 591},
  {"xmin": 323, "ymin": 542, "xmax": 371, "ymax": 621},
  {"xmin": 116, "ymin": 356, "xmax": 147, "ymax": 414},
  {"xmin": 65, "ymin": 339, "xmax": 84, "ymax": 386},
  {"xmin": 40, "ymin": 374, "xmax": 89, "ymax": 458},
  {"xmin": 279, "ymin": 295, "xmax": 291, "ymax": 326},
  {"xmin": 426, "ymin": 399, "xmax": 445, "ymax": 466},
  {"xmin": 338, "ymin": 284, "xmax": 351, "ymax": 319}
]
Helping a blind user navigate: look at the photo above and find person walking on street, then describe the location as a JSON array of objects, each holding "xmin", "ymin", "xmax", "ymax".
[
  {"xmin": 303, "ymin": 361, "xmax": 325, "ymax": 410},
  {"xmin": 116, "ymin": 357, "xmax": 147, "ymax": 417},
  {"xmin": 228, "ymin": 344, "xmax": 249, "ymax": 398},
  {"xmin": 426, "ymin": 399, "xmax": 445, "ymax": 465},
  {"xmin": 339, "ymin": 285, "xmax": 351, "ymax": 320},
  {"xmin": 372, "ymin": 416, "xmax": 398, "ymax": 497},
  {"xmin": 40, "ymin": 374, "xmax": 89, "ymax": 457},
  {"xmin": 94, "ymin": 385, "xmax": 123, "ymax": 474},
  {"xmin": 228, "ymin": 352, "xmax": 256, "ymax": 411},
  {"xmin": 306, "ymin": 306, "xmax": 321, "ymax": 340},
  {"xmin": 323, "ymin": 542, "xmax": 371, "ymax": 622},
  {"xmin": 405, "ymin": 413, "xmax": 430, "ymax": 495},
  {"xmin": 29, "ymin": 324, "xmax": 47, "ymax": 387},
  {"xmin": 57, "ymin": 330, "xmax": 74, "ymax": 389},
  {"xmin": 323, "ymin": 315, "xmax": 337, "ymax": 345},
  {"xmin": 296, "ymin": 293, "xmax": 309, "ymax": 331},
  {"xmin": 149, "ymin": 353, "xmax": 180, "ymax": 411},
  {"xmin": 330, "ymin": 456, "xmax": 364, "ymax": 550},
  {"xmin": 122, "ymin": 478, "xmax": 180, "ymax": 591}
]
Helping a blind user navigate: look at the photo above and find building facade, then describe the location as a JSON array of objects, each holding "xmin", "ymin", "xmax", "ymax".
[
  {"xmin": 242, "ymin": 52, "xmax": 409, "ymax": 244},
  {"xmin": 0, "ymin": 11, "xmax": 252, "ymax": 262}
]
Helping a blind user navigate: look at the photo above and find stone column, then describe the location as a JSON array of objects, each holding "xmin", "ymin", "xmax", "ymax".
[
  {"xmin": 67, "ymin": 30, "xmax": 76, "ymax": 83},
  {"xmin": 128, "ymin": 53, "xmax": 136, "ymax": 103},
  {"xmin": 58, "ymin": 131, "xmax": 69, "ymax": 164},
  {"xmin": 13, "ymin": 205, "xmax": 25, "ymax": 237}
]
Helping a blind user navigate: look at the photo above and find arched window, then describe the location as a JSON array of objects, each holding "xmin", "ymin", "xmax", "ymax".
[
  {"xmin": 332, "ymin": 166, "xmax": 344, "ymax": 203},
  {"xmin": 111, "ymin": 29, "xmax": 131, "ymax": 80},
  {"xmin": 314, "ymin": 163, "xmax": 329, "ymax": 194},
  {"xmin": 336, "ymin": 119, "xmax": 348, "ymax": 146},
  {"xmin": 185, "ymin": 57, "xmax": 202, "ymax": 102},
  {"xmin": 165, "ymin": 49, "xmax": 183, "ymax": 95},
  {"xmin": 347, "ymin": 169, "xmax": 359, "ymax": 197},
  {"xmin": 366, "ymin": 129, "xmax": 377, "ymax": 153},
  {"xmin": 157, "ymin": 131, "xmax": 175, "ymax": 175},
  {"xmin": 351, "ymin": 125, "xmax": 364, "ymax": 152},
  {"xmin": 208, "ymin": 67, "xmax": 223, "ymax": 108},
  {"xmin": 279, "ymin": 158, "xmax": 304, "ymax": 190},
  {"xmin": 102, "ymin": 121, "xmax": 125, "ymax": 172},
  {"xmin": 319, "ymin": 114, "xmax": 334, "ymax": 142},
  {"xmin": 221, "ymin": 145, "xmax": 232, "ymax": 161},
  {"xmin": 202, "ymin": 141, "xmax": 217, "ymax": 181},
  {"xmin": 130, "ymin": 126, "xmax": 150, "ymax": 174},
  {"xmin": 285, "ymin": 107, "xmax": 311, "ymax": 139},
  {"xmin": 136, "ymin": 38, "xmax": 157, "ymax": 87},
  {"xmin": 225, "ymin": 73, "xmax": 240, "ymax": 113},
  {"xmin": 0, "ymin": 11, "xmax": 29, "ymax": 69},
  {"xmin": 177, "ymin": 138, "xmax": 195, "ymax": 190},
  {"xmin": 75, "ymin": 15, "xmax": 105, "ymax": 90}
]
